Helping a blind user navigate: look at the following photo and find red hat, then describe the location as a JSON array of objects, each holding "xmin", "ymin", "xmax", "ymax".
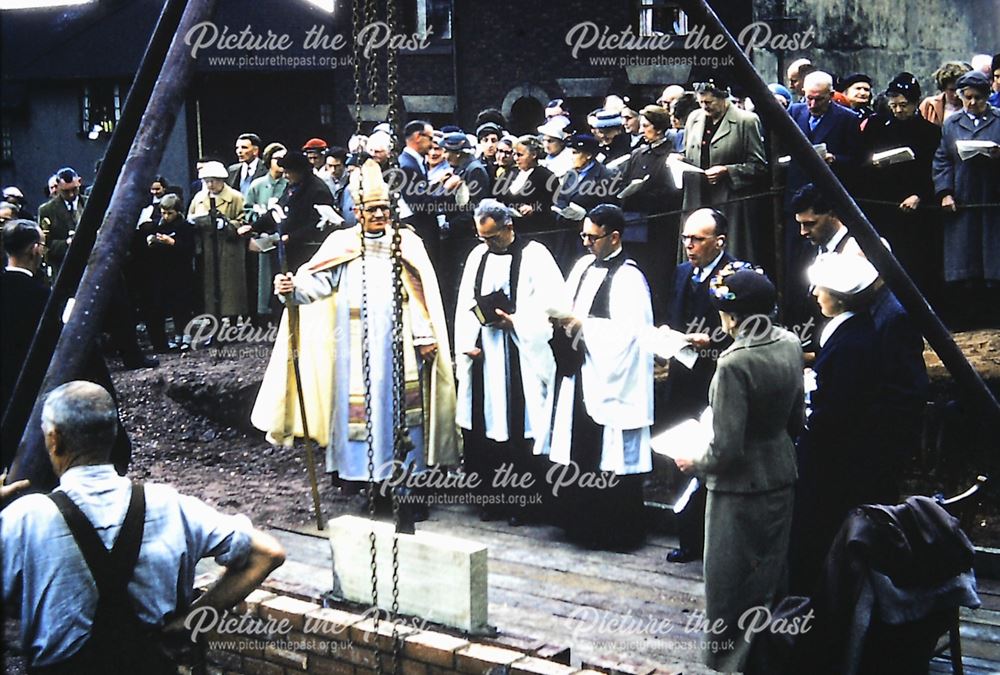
[{"xmin": 301, "ymin": 137, "xmax": 328, "ymax": 152}]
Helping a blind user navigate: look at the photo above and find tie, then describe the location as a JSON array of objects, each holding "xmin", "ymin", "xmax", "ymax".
[
  {"xmin": 241, "ymin": 163, "xmax": 253, "ymax": 193},
  {"xmin": 809, "ymin": 115, "xmax": 821, "ymax": 132},
  {"xmin": 692, "ymin": 267, "xmax": 702, "ymax": 283}
]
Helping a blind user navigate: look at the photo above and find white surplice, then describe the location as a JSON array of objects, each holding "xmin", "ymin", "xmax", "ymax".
[
  {"xmin": 454, "ymin": 239, "xmax": 565, "ymax": 442},
  {"xmin": 535, "ymin": 251, "xmax": 654, "ymax": 475}
]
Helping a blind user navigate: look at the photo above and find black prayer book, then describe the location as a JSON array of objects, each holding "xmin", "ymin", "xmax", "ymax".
[{"xmin": 472, "ymin": 290, "xmax": 515, "ymax": 326}]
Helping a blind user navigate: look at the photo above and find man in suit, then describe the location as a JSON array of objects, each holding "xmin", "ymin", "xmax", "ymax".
[
  {"xmin": 792, "ymin": 183, "xmax": 861, "ymax": 351},
  {"xmin": 250, "ymin": 152, "xmax": 334, "ymax": 272},
  {"xmin": 37, "ymin": 167, "xmax": 87, "ymax": 276},
  {"xmin": 0, "ymin": 221, "xmax": 136, "ymax": 472},
  {"xmin": 227, "ymin": 133, "xmax": 267, "ymax": 196},
  {"xmin": 660, "ymin": 208, "xmax": 737, "ymax": 563},
  {"xmin": 395, "ymin": 119, "xmax": 440, "ymax": 263},
  {"xmin": 1, "ymin": 220, "xmax": 49, "ymax": 419},
  {"xmin": 784, "ymin": 72, "xmax": 862, "ymax": 332}
]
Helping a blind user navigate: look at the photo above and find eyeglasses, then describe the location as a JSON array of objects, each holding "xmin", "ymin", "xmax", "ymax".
[
  {"xmin": 580, "ymin": 231, "xmax": 611, "ymax": 242},
  {"xmin": 364, "ymin": 205, "xmax": 389, "ymax": 214}
]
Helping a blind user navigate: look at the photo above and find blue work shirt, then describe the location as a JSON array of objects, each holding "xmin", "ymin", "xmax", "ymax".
[{"xmin": 1, "ymin": 464, "xmax": 253, "ymax": 667}]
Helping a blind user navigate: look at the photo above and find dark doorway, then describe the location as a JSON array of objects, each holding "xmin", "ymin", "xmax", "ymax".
[{"xmin": 509, "ymin": 96, "xmax": 544, "ymax": 136}]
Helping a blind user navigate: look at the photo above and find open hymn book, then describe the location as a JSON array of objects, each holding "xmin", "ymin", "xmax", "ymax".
[
  {"xmin": 956, "ymin": 140, "xmax": 1000, "ymax": 161},
  {"xmin": 651, "ymin": 407, "xmax": 714, "ymax": 462},
  {"xmin": 777, "ymin": 143, "xmax": 827, "ymax": 166},
  {"xmin": 871, "ymin": 146, "xmax": 915, "ymax": 166}
]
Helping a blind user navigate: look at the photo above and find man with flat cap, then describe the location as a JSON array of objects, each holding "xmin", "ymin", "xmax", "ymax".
[
  {"xmin": 476, "ymin": 122, "xmax": 502, "ymax": 184},
  {"xmin": 252, "ymin": 159, "xmax": 459, "ymax": 515}
]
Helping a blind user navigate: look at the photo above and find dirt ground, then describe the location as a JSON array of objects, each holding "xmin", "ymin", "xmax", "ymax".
[
  {"xmin": 3, "ymin": 328, "xmax": 999, "ymax": 675},
  {"xmin": 106, "ymin": 328, "xmax": 1000, "ymax": 540},
  {"xmin": 115, "ymin": 342, "xmax": 346, "ymax": 530}
]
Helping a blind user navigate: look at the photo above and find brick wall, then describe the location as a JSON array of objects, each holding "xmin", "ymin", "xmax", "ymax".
[{"xmin": 177, "ymin": 587, "xmax": 641, "ymax": 675}]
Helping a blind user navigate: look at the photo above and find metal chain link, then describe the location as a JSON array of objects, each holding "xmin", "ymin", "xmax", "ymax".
[
  {"xmin": 385, "ymin": 0, "xmax": 404, "ymax": 667},
  {"xmin": 388, "ymin": 221, "xmax": 404, "ymax": 675},
  {"xmin": 359, "ymin": 210, "xmax": 382, "ymax": 675},
  {"xmin": 364, "ymin": 0, "xmax": 379, "ymax": 127},
  {"xmin": 351, "ymin": 0, "xmax": 363, "ymax": 136},
  {"xmin": 385, "ymin": 0, "xmax": 400, "ymax": 155}
]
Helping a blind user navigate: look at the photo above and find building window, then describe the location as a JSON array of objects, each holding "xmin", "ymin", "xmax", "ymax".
[
  {"xmin": 401, "ymin": 0, "xmax": 451, "ymax": 41},
  {"xmin": 320, "ymin": 102, "xmax": 334, "ymax": 126},
  {"xmin": 80, "ymin": 82, "xmax": 122, "ymax": 140},
  {"xmin": 1, "ymin": 122, "xmax": 12, "ymax": 163},
  {"xmin": 638, "ymin": 0, "xmax": 688, "ymax": 37}
]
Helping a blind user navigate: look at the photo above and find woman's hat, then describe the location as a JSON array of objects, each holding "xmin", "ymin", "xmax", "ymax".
[
  {"xmin": 807, "ymin": 253, "xmax": 879, "ymax": 295},
  {"xmin": 709, "ymin": 263, "xmax": 776, "ymax": 315}
]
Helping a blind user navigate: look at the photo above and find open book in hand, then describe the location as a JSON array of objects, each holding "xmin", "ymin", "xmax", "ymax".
[
  {"xmin": 314, "ymin": 204, "xmax": 345, "ymax": 229},
  {"xmin": 551, "ymin": 202, "xmax": 588, "ymax": 221},
  {"xmin": 872, "ymin": 146, "xmax": 915, "ymax": 166},
  {"xmin": 777, "ymin": 142, "xmax": 828, "ymax": 166},
  {"xmin": 618, "ymin": 175, "xmax": 650, "ymax": 199},
  {"xmin": 956, "ymin": 140, "xmax": 1000, "ymax": 161},
  {"xmin": 666, "ymin": 154, "xmax": 705, "ymax": 189},
  {"xmin": 252, "ymin": 233, "xmax": 279, "ymax": 253},
  {"xmin": 651, "ymin": 407, "xmax": 714, "ymax": 462}
]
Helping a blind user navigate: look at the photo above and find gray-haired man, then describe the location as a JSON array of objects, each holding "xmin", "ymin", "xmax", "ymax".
[
  {"xmin": 454, "ymin": 199, "xmax": 564, "ymax": 525},
  {"xmin": 1, "ymin": 381, "xmax": 284, "ymax": 673}
]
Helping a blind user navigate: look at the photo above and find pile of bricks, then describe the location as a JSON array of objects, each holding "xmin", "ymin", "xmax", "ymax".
[{"xmin": 180, "ymin": 589, "xmax": 621, "ymax": 675}]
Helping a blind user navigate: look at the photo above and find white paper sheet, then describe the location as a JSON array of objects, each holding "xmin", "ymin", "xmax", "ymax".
[{"xmin": 651, "ymin": 407, "xmax": 714, "ymax": 462}]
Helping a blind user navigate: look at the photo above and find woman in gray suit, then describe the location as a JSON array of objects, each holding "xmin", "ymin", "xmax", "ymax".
[{"xmin": 674, "ymin": 264, "xmax": 805, "ymax": 673}]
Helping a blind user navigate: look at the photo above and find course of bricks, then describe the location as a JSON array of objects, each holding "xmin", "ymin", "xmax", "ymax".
[{"xmin": 174, "ymin": 587, "xmax": 668, "ymax": 675}]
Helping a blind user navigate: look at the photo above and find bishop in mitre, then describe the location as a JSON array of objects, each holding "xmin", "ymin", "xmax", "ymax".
[{"xmin": 251, "ymin": 158, "xmax": 460, "ymax": 500}]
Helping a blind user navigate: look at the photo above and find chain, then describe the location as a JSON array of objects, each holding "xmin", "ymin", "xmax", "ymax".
[
  {"xmin": 358, "ymin": 182, "xmax": 382, "ymax": 675},
  {"xmin": 386, "ymin": 0, "xmax": 399, "ymax": 158},
  {"xmin": 364, "ymin": 0, "xmax": 379, "ymax": 128},
  {"xmin": 388, "ymin": 219, "xmax": 405, "ymax": 675},
  {"xmin": 385, "ymin": 0, "xmax": 403, "ymax": 669},
  {"xmin": 351, "ymin": 0, "xmax": 363, "ymax": 136}
]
